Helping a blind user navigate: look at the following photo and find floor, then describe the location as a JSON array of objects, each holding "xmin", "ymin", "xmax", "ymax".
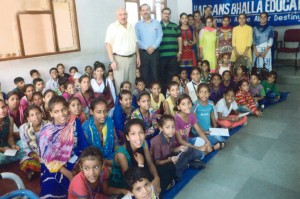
[
  {"xmin": 1, "ymin": 66, "xmax": 299, "ymax": 198},
  {"xmin": 175, "ymin": 79, "xmax": 300, "ymax": 198}
]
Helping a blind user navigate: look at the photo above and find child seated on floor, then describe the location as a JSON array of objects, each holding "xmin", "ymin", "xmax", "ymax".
[
  {"xmin": 69, "ymin": 66, "xmax": 79, "ymax": 82},
  {"xmin": 123, "ymin": 167, "xmax": 158, "ymax": 199},
  {"xmin": 20, "ymin": 84, "xmax": 35, "ymax": 110},
  {"xmin": 249, "ymin": 73, "xmax": 266, "ymax": 107},
  {"xmin": 185, "ymin": 67, "xmax": 202, "ymax": 103},
  {"xmin": 150, "ymin": 81, "xmax": 165, "ymax": 117},
  {"xmin": 235, "ymin": 80, "xmax": 263, "ymax": 117},
  {"xmin": 179, "ymin": 68, "xmax": 189, "ymax": 89},
  {"xmin": 84, "ymin": 65, "xmax": 93, "ymax": 79},
  {"xmin": 220, "ymin": 70, "xmax": 235, "ymax": 92},
  {"xmin": 68, "ymin": 97, "xmax": 87, "ymax": 124},
  {"xmin": 209, "ymin": 74, "xmax": 224, "ymax": 105},
  {"xmin": 200, "ymin": 60, "xmax": 211, "ymax": 84},
  {"xmin": 113, "ymin": 90, "xmax": 135, "ymax": 145},
  {"xmin": 163, "ymin": 81, "xmax": 179, "ymax": 116},
  {"xmin": 261, "ymin": 71, "xmax": 289, "ymax": 106},
  {"xmin": 33, "ymin": 78, "xmax": 45, "ymax": 93},
  {"xmin": 6, "ymin": 91, "xmax": 25, "ymax": 130},
  {"xmin": 233, "ymin": 65, "xmax": 249, "ymax": 84},
  {"xmin": 45, "ymin": 68, "xmax": 59, "ymax": 93},
  {"xmin": 109, "ymin": 119, "xmax": 160, "ymax": 194},
  {"xmin": 69, "ymin": 147, "xmax": 113, "ymax": 199},
  {"xmin": 173, "ymin": 94, "xmax": 211, "ymax": 157},
  {"xmin": 56, "ymin": 63, "xmax": 70, "ymax": 79},
  {"xmin": 166, "ymin": 74, "xmax": 184, "ymax": 98},
  {"xmin": 133, "ymin": 78, "xmax": 150, "ymax": 97},
  {"xmin": 0, "ymin": 99, "xmax": 23, "ymax": 165},
  {"xmin": 62, "ymin": 81, "xmax": 76, "ymax": 100},
  {"xmin": 192, "ymin": 84, "xmax": 225, "ymax": 151},
  {"xmin": 216, "ymin": 53, "xmax": 232, "ymax": 75},
  {"xmin": 42, "ymin": 89, "xmax": 57, "ymax": 120},
  {"xmin": 32, "ymin": 91, "xmax": 47, "ymax": 119},
  {"xmin": 150, "ymin": 115, "xmax": 205, "ymax": 181},
  {"xmin": 30, "ymin": 69, "xmax": 41, "ymax": 81},
  {"xmin": 115, "ymin": 81, "xmax": 138, "ymax": 109},
  {"xmin": 216, "ymin": 88, "xmax": 248, "ymax": 129},
  {"xmin": 13, "ymin": 77, "xmax": 25, "ymax": 98},
  {"xmin": 19, "ymin": 105, "xmax": 49, "ymax": 180},
  {"xmin": 131, "ymin": 91, "xmax": 159, "ymax": 145}
]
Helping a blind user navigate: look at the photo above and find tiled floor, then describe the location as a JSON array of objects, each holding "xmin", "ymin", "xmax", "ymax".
[{"xmin": 175, "ymin": 83, "xmax": 300, "ymax": 199}]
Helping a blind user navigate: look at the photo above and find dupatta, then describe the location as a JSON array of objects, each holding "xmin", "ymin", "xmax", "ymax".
[
  {"xmin": 83, "ymin": 116, "xmax": 115, "ymax": 160},
  {"xmin": 39, "ymin": 115, "xmax": 76, "ymax": 172}
]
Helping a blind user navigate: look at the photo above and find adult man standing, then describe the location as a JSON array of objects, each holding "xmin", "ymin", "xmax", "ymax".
[
  {"xmin": 135, "ymin": 4, "xmax": 163, "ymax": 87},
  {"xmin": 105, "ymin": 8, "xmax": 140, "ymax": 93},
  {"xmin": 159, "ymin": 8, "xmax": 182, "ymax": 92}
]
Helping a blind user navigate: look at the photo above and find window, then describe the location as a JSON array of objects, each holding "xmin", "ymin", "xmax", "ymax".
[
  {"xmin": 125, "ymin": 0, "xmax": 167, "ymax": 25},
  {"xmin": 0, "ymin": 0, "xmax": 80, "ymax": 61}
]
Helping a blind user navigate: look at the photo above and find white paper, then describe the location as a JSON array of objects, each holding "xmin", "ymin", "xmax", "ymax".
[
  {"xmin": 238, "ymin": 112, "xmax": 250, "ymax": 118},
  {"xmin": 209, "ymin": 128, "xmax": 230, "ymax": 137},
  {"xmin": 4, "ymin": 149, "xmax": 17, "ymax": 156},
  {"xmin": 194, "ymin": 137, "xmax": 205, "ymax": 147},
  {"xmin": 68, "ymin": 155, "xmax": 78, "ymax": 164}
]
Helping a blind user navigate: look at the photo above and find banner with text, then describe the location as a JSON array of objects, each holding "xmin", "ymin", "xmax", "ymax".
[{"xmin": 192, "ymin": 0, "xmax": 300, "ymax": 26}]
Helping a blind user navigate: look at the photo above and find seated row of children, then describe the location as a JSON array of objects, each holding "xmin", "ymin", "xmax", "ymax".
[{"xmin": 0, "ymin": 58, "xmax": 287, "ymax": 198}]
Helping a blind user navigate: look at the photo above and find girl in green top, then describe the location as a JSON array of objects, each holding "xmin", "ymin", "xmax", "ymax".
[{"xmin": 109, "ymin": 119, "xmax": 161, "ymax": 196}]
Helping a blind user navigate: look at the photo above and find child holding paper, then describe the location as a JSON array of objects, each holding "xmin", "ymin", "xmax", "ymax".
[
  {"xmin": 216, "ymin": 88, "xmax": 248, "ymax": 129},
  {"xmin": 150, "ymin": 115, "xmax": 205, "ymax": 181},
  {"xmin": 193, "ymin": 84, "xmax": 225, "ymax": 151},
  {"xmin": 0, "ymin": 99, "xmax": 24, "ymax": 165}
]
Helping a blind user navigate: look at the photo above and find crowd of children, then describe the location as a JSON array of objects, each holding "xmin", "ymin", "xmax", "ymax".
[{"xmin": 0, "ymin": 56, "xmax": 289, "ymax": 198}]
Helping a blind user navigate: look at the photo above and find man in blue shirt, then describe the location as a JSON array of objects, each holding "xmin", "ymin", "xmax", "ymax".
[{"xmin": 135, "ymin": 4, "xmax": 163, "ymax": 87}]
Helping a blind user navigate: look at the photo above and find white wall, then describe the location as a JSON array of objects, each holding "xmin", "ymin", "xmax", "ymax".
[
  {"xmin": 0, "ymin": 0, "xmax": 124, "ymax": 92},
  {"xmin": 1, "ymin": 0, "xmax": 298, "ymax": 92}
]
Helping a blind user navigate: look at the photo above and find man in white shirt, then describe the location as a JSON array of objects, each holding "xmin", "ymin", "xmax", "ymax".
[{"xmin": 105, "ymin": 8, "xmax": 140, "ymax": 93}]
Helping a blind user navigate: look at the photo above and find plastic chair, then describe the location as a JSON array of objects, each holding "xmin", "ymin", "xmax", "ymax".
[
  {"xmin": 276, "ymin": 29, "xmax": 300, "ymax": 71},
  {"xmin": 0, "ymin": 172, "xmax": 39, "ymax": 199}
]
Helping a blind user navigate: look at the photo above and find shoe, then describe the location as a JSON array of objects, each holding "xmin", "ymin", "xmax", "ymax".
[{"xmin": 188, "ymin": 160, "xmax": 206, "ymax": 169}]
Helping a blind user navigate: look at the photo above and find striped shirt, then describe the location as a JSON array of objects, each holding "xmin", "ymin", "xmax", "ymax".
[
  {"xmin": 235, "ymin": 90, "xmax": 257, "ymax": 113},
  {"xmin": 159, "ymin": 21, "xmax": 181, "ymax": 57}
]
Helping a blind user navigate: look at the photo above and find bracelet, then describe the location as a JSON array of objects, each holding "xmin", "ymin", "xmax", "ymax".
[
  {"xmin": 178, "ymin": 52, "xmax": 182, "ymax": 54},
  {"xmin": 138, "ymin": 164, "xmax": 144, "ymax": 168}
]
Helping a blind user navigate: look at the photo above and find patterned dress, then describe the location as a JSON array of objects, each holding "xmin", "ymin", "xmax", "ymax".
[
  {"xmin": 39, "ymin": 116, "xmax": 88, "ymax": 199},
  {"xmin": 180, "ymin": 27, "xmax": 196, "ymax": 69},
  {"xmin": 217, "ymin": 27, "xmax": 233, "ymax": 59}
]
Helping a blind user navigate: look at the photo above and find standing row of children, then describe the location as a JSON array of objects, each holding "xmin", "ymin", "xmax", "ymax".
[{"xmin": 0, "ymin": 58, "xmax": 287, "ymax": 198}]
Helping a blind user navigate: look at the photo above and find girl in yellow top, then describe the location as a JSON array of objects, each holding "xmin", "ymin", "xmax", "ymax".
[
  {"xmin": 231, "ymin": 13, "xmax": 253, "ymax": 62},
  {"xmin": 150, "ymin": 82, "xmax": 165, "ymax": 117},
  {"xmin": 163, "ymin": 81, "xmax": 179, "ymax": 116}
]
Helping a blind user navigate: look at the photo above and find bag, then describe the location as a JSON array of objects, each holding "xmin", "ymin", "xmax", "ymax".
[
  {"xmin": 251, "ymin": 57, "xmax": 269, "ymax": 80},
  {"xmin": 94, "ymin": 79, "xmax": 114, "ymax": 110}
]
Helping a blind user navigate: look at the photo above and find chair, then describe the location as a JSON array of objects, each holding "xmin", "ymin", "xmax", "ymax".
[{"xmin": 276, "ymin": 29, "xmax": 300, "ymax": 71}]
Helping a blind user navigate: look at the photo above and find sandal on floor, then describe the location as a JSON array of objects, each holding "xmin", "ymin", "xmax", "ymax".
[{"xmin": 212, "ymin": 142, "xmax": 225, "ymax": 151}]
